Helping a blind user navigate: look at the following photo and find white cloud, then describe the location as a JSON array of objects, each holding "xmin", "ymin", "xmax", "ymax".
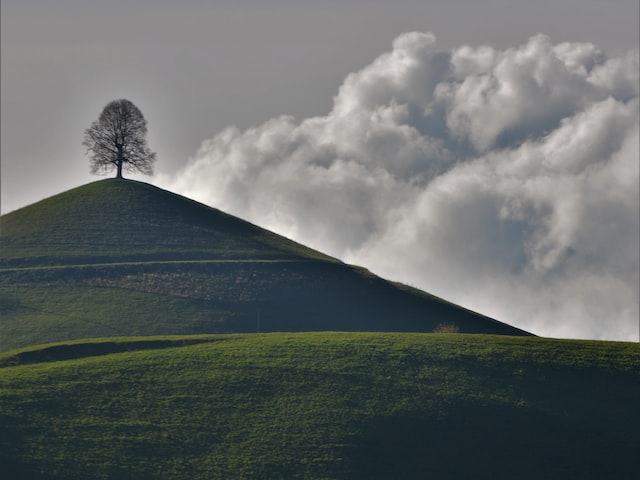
[{"xmin": 159, "ymin": 32, "xmax": 639, "ymax": 341}]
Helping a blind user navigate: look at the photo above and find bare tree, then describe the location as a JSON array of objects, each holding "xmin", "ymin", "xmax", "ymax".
[{"xmin": 83, "ymin": 99, "xmax": 156, "ymax": 179}]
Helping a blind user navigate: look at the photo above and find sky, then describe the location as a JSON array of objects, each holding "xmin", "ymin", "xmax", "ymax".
[{"xmin": 2, "ymin": 0, "xmax": 638, "ymax": 341}]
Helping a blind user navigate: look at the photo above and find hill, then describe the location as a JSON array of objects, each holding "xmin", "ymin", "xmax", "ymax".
[
  {"xmin": 1, "ymin": 333, "xmax": 638, "ymax": 479},
  {"xmin": 0, "ymin": 178, "xmax": 334, "ymax": 266},
  {"xmin": 0, "ymin": 179, "xmax": 528, "ymax": 351}
]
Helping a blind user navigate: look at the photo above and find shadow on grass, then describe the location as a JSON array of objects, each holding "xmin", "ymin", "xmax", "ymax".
[
  {"xmin": 0, "ymin": 459, "xmax": 60, "ymax": 480},
  {"xmin": 0, "ymin": 338, "xmax": 218, "ymax": 368},
  {"xmin": 345, "ymin": 402, "xmax": 636, "ymax": 480}
]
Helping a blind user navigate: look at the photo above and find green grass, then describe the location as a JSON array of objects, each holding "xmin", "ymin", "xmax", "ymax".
[
  {"xmin": 1, "ymin": 333, "xmax": 638, "ymax": 479},
  {"xmin": 0, "ymin": 179, "xmax": 335, "ymax": 266},
  {"xmin": 0, "ymin": 285, "xmax": 239, "ymax": 350}
]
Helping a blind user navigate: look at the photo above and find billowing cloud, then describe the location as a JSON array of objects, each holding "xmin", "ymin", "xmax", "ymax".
[{"xmin": 159, "ymin": 33, "xmax": 639, "ymax": 340}]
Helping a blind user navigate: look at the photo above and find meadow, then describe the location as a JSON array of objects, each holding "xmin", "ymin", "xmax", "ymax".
[{"xmin": 1, "ymin": 332, "xmax": 638, "ymax": 479}]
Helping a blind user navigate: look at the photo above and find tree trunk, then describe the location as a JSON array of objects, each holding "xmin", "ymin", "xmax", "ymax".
[{"xmin": 116, "ymin": 158, "xmax": 123, "ymax": 179}]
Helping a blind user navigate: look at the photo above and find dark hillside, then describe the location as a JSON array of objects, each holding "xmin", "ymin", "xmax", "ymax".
[{"xmin": 0, "ymin": 180, "xmax": 529, "ymax": 351}]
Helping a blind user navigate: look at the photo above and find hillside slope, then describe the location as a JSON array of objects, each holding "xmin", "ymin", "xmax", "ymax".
[
  {"xmin": 1, "ymin": 333, "xmax": 638, "ymax": 480},
  {"xmin": 0, "ymin": 180, "xmax": 529, "ymax": 351}
]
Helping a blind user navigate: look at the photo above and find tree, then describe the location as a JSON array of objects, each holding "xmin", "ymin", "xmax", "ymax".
[{"xmin": 83, "ymin": 99, "xmax": 156, "ymax": 179}]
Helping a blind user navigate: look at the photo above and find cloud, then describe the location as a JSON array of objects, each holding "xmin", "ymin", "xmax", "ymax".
[{"xmin": 159, "ymin": 32, "xmax": 639, "ymax": 341}]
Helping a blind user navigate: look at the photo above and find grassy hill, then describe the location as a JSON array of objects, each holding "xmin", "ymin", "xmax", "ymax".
[
  {"xmin": 0, "ymin": 179, "xmax": 333, "ymax": 266},
  {"xmin": 2, "ymin": 183, "xmax": 636, "ymax": 478},
  {"xmin": 1, "ymin": 333, "xmax": 638, "ymax": 480},
  {"xmin": 0, "ymin": 179, "xmax": 528, "ymax": 351}
]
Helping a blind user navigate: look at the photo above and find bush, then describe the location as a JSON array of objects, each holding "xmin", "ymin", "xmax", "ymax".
[{"xmin": 433, "ymin": 323, "xmax": 460, "ymax": 333}]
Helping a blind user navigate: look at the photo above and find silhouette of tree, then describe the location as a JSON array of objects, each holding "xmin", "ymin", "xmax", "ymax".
[{"xmin": 83, "ymin": 99, "xmax": 156, "ymax": 179}]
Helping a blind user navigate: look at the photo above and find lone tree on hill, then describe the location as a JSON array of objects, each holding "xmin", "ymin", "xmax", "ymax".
[{"xmin": 83, "ymin": 99, "xmax": 156, "ymax": 179}]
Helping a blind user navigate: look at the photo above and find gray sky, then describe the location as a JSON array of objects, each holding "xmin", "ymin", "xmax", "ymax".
[
  {"xmin": 3, "ymin": 0, "xmax": 637, "ymax": 212},
  {"xmin": 2, "ymin": 0, "xmax": 639, "ymax": 340}
]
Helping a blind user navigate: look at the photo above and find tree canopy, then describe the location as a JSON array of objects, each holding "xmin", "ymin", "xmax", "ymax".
[{"xmin": 83, "ymin": 99, "xmax": 156, "ymax": 178}]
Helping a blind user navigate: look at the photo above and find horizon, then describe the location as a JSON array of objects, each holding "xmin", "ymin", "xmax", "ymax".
[{"xmin": 2, "ymin": 176, "xmax": 638, "ymax": 343}]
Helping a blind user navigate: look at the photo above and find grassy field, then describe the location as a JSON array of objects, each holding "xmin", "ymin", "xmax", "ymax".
[
  {"xmin": 3, "ymin": 178, "xmax": 636, "ymax": 479},
  {"xmin": 1, "ymin": 332, "xmax": 638, "ymax": 479}
]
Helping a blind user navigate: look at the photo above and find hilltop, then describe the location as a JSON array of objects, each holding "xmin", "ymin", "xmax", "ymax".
[
  {"xmin": 0, "ymin": 178, "xmax": 334, "ymax": 266},
  {"xmin": 1, "ymin": 333, "xmax": 638, "ymax": 479},
  {"xmin": 0, "ymin": 179, "xmax": 528, "ymax": 351}
]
